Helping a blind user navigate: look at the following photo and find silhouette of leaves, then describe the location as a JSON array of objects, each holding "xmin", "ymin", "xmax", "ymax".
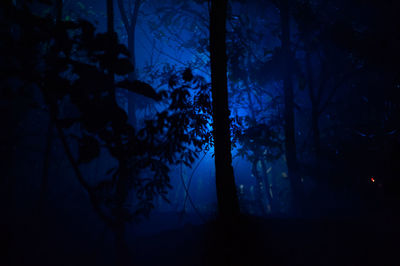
[
  {"xmin": 78, "ymin": 135, "xmax": 100, "ymax": 164},
  {"xmin": 116, "ymin": 80, "xmax": 160, "ymax": 100}
]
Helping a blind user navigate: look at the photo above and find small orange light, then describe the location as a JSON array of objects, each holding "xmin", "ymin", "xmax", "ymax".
[{"xmin": 371, "ymin": 177, "xmax": 375, "ymax": 183}]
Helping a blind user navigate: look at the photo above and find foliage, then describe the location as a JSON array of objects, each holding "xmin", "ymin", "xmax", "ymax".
[
  {"xmin": 236, "ymin": 120, "xmax": 283, "ymax": 162},
  {"xmin": 1, "ymin": 0, "xmax": 212, "ymax": 224}
]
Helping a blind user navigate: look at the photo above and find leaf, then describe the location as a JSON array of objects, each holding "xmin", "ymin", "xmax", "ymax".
[
  {"xmin": 78, "ymin": 135, "xmax": 100, "ymax": 163},
  {"xmin": 182, "ymin": 67, "xmax": 193, "ymax": 82},
  {"xmin": 168, "ymin": 74, "xmax": 178, "ymax": 88},
  {"xmin": 113, "ymin": 58, "xmax": 134, "ymax": 75},
  {"xmin": 77, "ymin": 19, "xmax": 95, "ymax": 38},
  {"xmin": 116, "ymin": 80, "xmax": 160, "ymax": 101},
  {"xmin": 115, "ymin": 44, "xmax": 130, "ymax": 57}
]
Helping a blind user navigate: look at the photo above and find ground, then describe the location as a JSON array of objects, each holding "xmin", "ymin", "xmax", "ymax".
[{"xmin": 3, "ymin": 210, "xmax": 400, "ymax": 266}]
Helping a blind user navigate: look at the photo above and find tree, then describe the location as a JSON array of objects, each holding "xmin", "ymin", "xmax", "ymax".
[
  {"xmin": 38, "ymin": 0, "xmax": 64, "ymax": 217},
  {"xmin": 225, "ymin": 2, "xmax": 287, "ymax": 215},
  {"xmin": 294, "ymin": 0, "xmax": 359, "ymax": 163},
  {"xmin": 278, "ymin": 0, "xmax": 303, "ymax": 213},
  {"xmin": 1, "ymin": 1, "xmax": 212, "ymax": 264},
  {"xmin": 117, "ymin": 0, "xmax": 144, "ymax": 127},
  {"xmin": 209, "ymin": 0, "xmax": 240, "ymax": 219},
  {"xmin": 117, "ymin": 0, "xmax": 142, "ymax": 79}
]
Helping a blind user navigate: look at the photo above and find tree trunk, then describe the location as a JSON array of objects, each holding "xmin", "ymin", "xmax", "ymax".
[
  {"xmin": 280, "ymin": 0, "xmax": 303, "ymax": 214},
  {"xmin": 114, "ymin": 158, "xmax": 130, "ymax": 266},
  {"xmin": 305, "ymin": 51, "xmax": 321, "ymax": 160},
  {"xmin": 260, "ymin": 159, "xmax": 275, "ymax": 213},
  {"xmin": 107, "ymin": 2, "xmax": 129, "ymax": 265},
  {"xmin": 53, "ymin": 0, "xmax": 63, "ymax": 21},
  {"xmin": 129, "ymin": 0, "xmax": 140, "ymax": 78},
  {"xmin": 209, "ymin": 0, "xmax": 240, "ymax": 220},
  {"xmin": 117, "ymin": 0, "xmax": 141, "ymax": 127},
  {"xmin": 127, "ymin": 28, "xmax": 136, "ymax": 79},
  {"xmin": 311, "ymin": 107, "xmax": 321, "ymax": 158},
  {"xmin": 107, "ymin": 0, "xmax": 115, "ymax": 102},
  {"xmin": 127, "ymin": 28, "xmax": 137, "ymax": 127},
  {"xmin": 116, "ymin": 0, "xmax": 139, "ymax": 77},
  {"xmin": 36, "ymin": 0, "xmax": 62, "ymax": 218},
  {"xmin": 107, "ymin": 0, "xmax": 114, "ymax": 38},
  {"xmin": 38, "ymin": 119, "xmax": 53, "ymax": 216},
  {"xmin": 251, "ymin": 161, "xmax": 267, "ymax": 214}
]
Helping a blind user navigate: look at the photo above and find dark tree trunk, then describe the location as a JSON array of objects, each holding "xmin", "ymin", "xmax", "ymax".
[
  {"xmin": 107, "ymin": 0, "xmax": 114, "ymax": 38},
  {"xmin": 260, "ymin": 159, "xmax": 275, "ymax": 213},
  {"xmin": 251, "ymin": 161, "xmax": 267, "ymax": 214},
  {"xmin": 38, "ymin": 119, "xmax": 53, "ymax": 216},
  {"xmin": 117, "ymin": 0, "xmax": 140, "ymax": 77},
  {"xmin": 127, "ymin": 29, "xmax": 137, "ymax": 126},
  {"xmin": 55, "ymin": 0, "xmax": 62, "ymax": 21},
  {"xmin": 107, "ymin": 0, "xmax": 115, "ymax": 102},
  {"xmin": 37, "ymin": 0, "xmax": 63, "ymax": 217},
  {"xmin": 117, "ymin": 0, "xmax": 141, "ymax": 127},
  {"xmin": 305, "ymin": 51, "xmax": 321, "ymax": 160},
  {"xmin": 114, "ymin": 158, "xmax": 130, "ymax": 266},
  {"xmin": 245, "ymin": 78, "xmax": 276, "ymax": 213},
  {"xmin": 280, "ymin": 0, "xmax": 303, "ymax": 214},
  {"xmin": 311, "ymin": 107, "xmax": 321, "ymax": 158},
  {"xmin": 209, "ymin": 0, "xmax": 240, "ymax": 219},
  {"xmin": 107, "ymin": 2, "xmax": 129, "ymax": 265},
  {"xmin": 1, "ymin": 101, "xmax": 17, "ymax": 227},
  {"xmin": 126, "ymin": 3, "xmax": 139, "ymax": 128},
  {"xmin": 129, "ymin": 0, "xmax": 140, "ymax": 78},
  {"xmin": 127, "ymin": 29, "xmax": 136, "ymax": 79}
]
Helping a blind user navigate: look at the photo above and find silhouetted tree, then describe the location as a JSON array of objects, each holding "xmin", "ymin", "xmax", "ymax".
[
  {"xmin": 117, "ymin": 0, "xmax": 144, "ymax": 127},
  {"xmin": 209, "ymin": 0, "xmax": 240, "ymax": 219},
  {"xmin": 278, "ymin": 0, "xmax": 303, "ymax": 213},
  {"xmin": 1, "ymin": 1, "xmax": 212, "ymax": 264},
  {"xmin": 117, "ymin": 0, "xmax": 142, "ymax": 78}
]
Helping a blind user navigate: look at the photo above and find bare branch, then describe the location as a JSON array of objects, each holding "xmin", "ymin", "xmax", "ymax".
[{"xmin": 117, "ymin": 0, "xmax": 131, "ymax": 33}]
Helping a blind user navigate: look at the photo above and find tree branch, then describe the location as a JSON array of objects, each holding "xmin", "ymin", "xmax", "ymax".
[
  {"xmin": 117, "ymin": 0, "xmax": 131, "ymax": 33},
  {"xmin": 55, "ymin": 121, "xmax": 118, "ymax": 228},
  {"xmin": 318, "ymin": 70, "xmax": 360, "ymax": 114}
]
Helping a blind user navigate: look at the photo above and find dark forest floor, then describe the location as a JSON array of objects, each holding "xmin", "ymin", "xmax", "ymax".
[
  {"xmin": 132, "ymin": 214, "xmax": 400, "ymax": 266},
  {"xmin": 3, "ymin": 211, "xmax": 400, "ymax": 266}
]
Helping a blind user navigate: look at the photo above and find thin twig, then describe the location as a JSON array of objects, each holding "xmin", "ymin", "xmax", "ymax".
[
  {"xmin": 182, "ymin": 150, "xmax": 209, "ymax": 211},
  {"xmin": 179, "ymin": 162, "xmax": 206, "ymax": 222}
]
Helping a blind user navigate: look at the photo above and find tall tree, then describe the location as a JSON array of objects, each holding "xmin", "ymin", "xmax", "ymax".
[
  {"xmin": 117, "ymin": 0, "xmax": 142, "ymax": 78},
  {"xmin": 279, "ymin": 0, "xmax": 303, "ymax": 213},
  {"xmin": 107, "ymin": 1, "xmax": 130, "ymax": 265},
  {"xmin": 117, "ymin": 0, "xmax": 143, "ymax": 126},
  {"xmin": 2, "ymin": 0, "xmax": 213, "ymax": 264},
  {"xmin": 38, "ymin": 0, "xmax": 64, "ymax": 218},
  {"xmin": 209, "ymin": 0, "xmax": 240, "ymax": 219}
]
